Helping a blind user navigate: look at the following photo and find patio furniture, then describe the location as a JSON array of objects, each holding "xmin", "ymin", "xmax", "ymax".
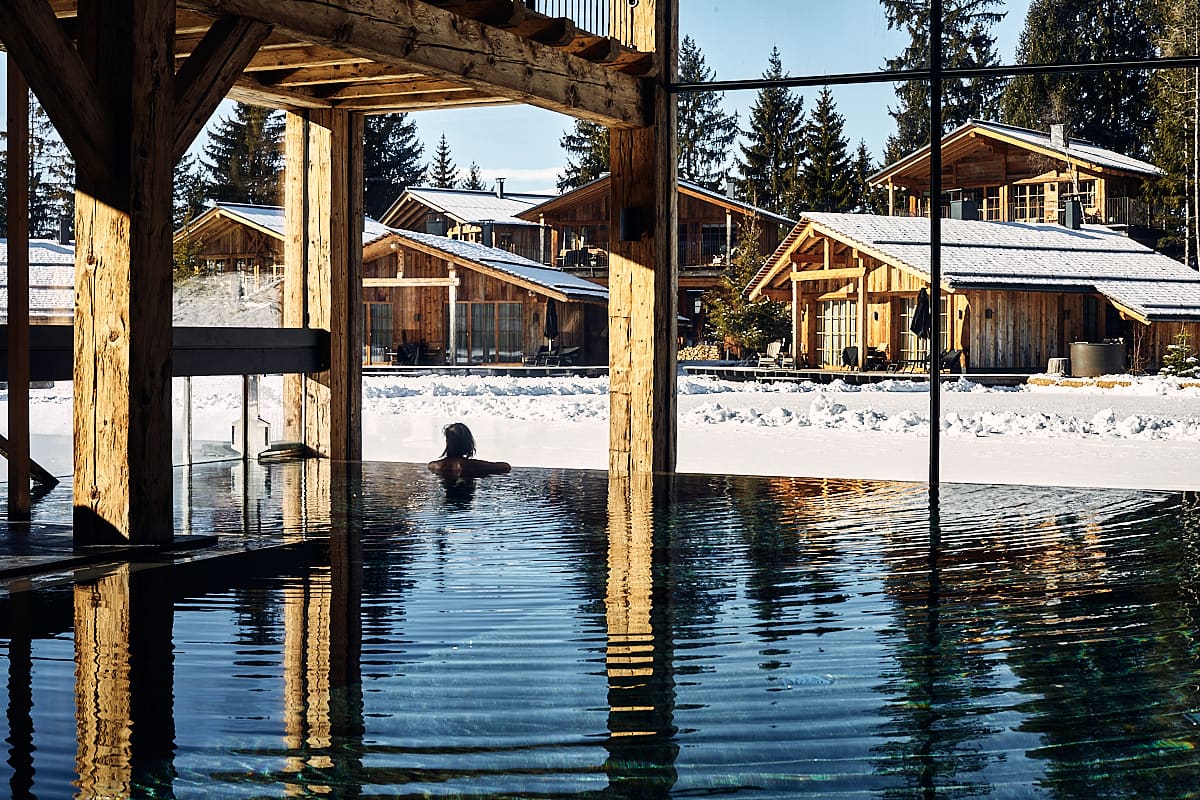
[
  {"xmin": 940, "ymin": 349, "xmax": 963, "ymax": 373},
  {"xmin": 757, "ymin": 341, "xmax": 783, "ymax": 367},
  {"xmin": 523, "ymin": 346, "xmax": 550, "ymax": 366},
  {"xmin": 864, "ymin": 346, "xmax": 888, "ymax": 371},
  {"xmin": 841, "ymin": 346, "xmax": 859, "ymax": 370}
]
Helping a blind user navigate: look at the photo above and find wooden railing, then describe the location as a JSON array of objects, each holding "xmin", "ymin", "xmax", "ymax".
[{"xmin": 525, "ymin": 0, "xmax": 641, "ymax": 48}]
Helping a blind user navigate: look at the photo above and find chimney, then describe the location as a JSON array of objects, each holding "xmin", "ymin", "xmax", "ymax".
[
  {"xmin": 1064, "ymin": 198, "xmax": 1084, "ymax": 230},
  {"xmin": 58, "ymin": 215, "xmax": 72, "ymax": 245},
  {"xmin": 425, "ymin": 213, "xmax": 448, "ymax": 236},
  {"xmin": 481, "ymin": 220, "xmax": 494, "ymax": 248},
  {"xmin": 495, "ymin": 177, "xmax": 506, "ymax": 199}
]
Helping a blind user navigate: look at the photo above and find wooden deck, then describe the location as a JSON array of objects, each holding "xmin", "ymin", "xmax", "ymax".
[
  {"xmin": 682, "ymin": 363, "xmax": 1033, "ymax": 388},
  {"xmin": 364, "ymin": 363, "xmax": 608, "ymax": 378}
]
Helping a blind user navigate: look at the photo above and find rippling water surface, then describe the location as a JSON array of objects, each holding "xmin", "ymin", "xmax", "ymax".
[{"xmin": 1, "ymin": 462, "xmax": 1199, "ymax": 798}]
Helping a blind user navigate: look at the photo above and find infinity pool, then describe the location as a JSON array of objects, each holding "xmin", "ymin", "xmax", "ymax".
[{"xmin": 1, "ymin": 462, "xmax": 1198, "ymax": 798}]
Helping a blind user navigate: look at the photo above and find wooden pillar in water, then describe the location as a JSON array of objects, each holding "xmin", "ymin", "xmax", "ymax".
[
  {"xmin": 608, "ymin": 0, "xmax": 678, "ymax": 476},
  {"xmin": 72, "ymin": 0, "xmax": 175, "ymax": 544},
  {"xmin": 283, "ymin": 110, "xmax": 364, "ymax": 461},
  {"xmin": 7, "ymin": 65, "xmax": 31, "ymax": 520}
]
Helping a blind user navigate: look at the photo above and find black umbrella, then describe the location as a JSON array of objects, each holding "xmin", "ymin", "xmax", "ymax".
[
  {"xmin": 543, "ymin": 298, "xmax": 559, "ymax": 342},
  {"xmin": 910, "ymin": 287, "xmax": 932, "ymax": 339}
]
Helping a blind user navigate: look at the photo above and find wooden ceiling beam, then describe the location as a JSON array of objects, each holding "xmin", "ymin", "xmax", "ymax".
[
  {"xmin": 318, "ymin": 78, "xmax": 469, "ymax": 101},
  {"xmin": 334, "ymin": 93, "xmax": 513, "ymax": 113},
  {"xmin": 174, "ymin": 16, "xmax": 273, "ymax": 161},
  {"xmin": 228, "ymin": 77, "xmax": 332, "ymax": 110},
  {"xmin": 178, "ymin": 0, "xmax": 648, "ymax": 128},
  {"xmin": 267, "ymin": 64, "xmax": 426, "ymax": 88},
  {"xmin": 0, "ymin": 0, "xmax": 111, "ymax": 183}
]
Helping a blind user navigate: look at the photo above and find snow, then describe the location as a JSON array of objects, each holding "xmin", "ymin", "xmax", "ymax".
[{"xmin": 9, "ymin": 352, "xmax": 1200, "ymax": 492}]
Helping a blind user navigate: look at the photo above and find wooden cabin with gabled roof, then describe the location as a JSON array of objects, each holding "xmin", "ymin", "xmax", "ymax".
[
  {"xmin": 0, "ymin": 0, "xmax": 679, "ymax": 543},
  {"xmin": 378, "ymin": 185, "xmax": 553, "ymax": 263},
  {"xmin": 748, "ymin": 213, "xmax": 1200, "ymax": 374},
  {"xmin": 362, "ymin": 228, "xmax": 609, "ymax": 366},
  {"xmin": 517, "ymin": 175, "xmax": 794, "ymax": 343},
  {"xmin": 871, "ymin": 120, "xmax": 1163, "ymax": 236}
]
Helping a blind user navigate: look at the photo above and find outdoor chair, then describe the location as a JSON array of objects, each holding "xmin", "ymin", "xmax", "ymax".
[
  {"xmin": 940, "ymin": 349, "xmax": 963, "ymax": 373},
  {"xmin": 778, "ymin": 348, "xmax": 796, "ymax": 369},
  {"xmin": 864, "ymin": 346, "xmax": 888, "ymax": 371},
  {"xmin": 523, "ymin": 345, "xmax": 550, "ymax": 366},
  {"xmin": 757, "ymin": 341, "xmax": 783, "ymax": 367},
  {"xmin": 841, "ymin": 346, "xmax": 859, "ymax": 370}
]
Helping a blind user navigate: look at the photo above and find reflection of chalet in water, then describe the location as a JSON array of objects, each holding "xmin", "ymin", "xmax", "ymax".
[
  {"xmin": 517, "ymin": 175, "xmax": 793, "ymax": 341},
  {"xmin": 379, "ymin": 185, "xmax": 553, "ymax": 263},
  {"xmin": 362, "ymin": 229, "xmax": 608, "ymax": 366},
  {"xmin": 871, "ymin": 120, "xmax": 1163, "ymax": 236},
  {"xmin": 748, "ymin": 213, "xmax": 1200, "ymax": 373},
  {"xmin": 0, "ymin": 239, "xmax": 75, "ymax": 325}
]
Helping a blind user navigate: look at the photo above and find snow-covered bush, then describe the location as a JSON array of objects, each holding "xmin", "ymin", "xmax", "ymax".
[{"xmin": 1159, "ymin": 330, "xmax": 1200, "ymax": 378}]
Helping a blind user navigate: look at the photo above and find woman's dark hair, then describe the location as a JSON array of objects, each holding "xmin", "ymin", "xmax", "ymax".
[{"xmin": 441, "ymin": 422, "xmax": 476, "ymax": 458}]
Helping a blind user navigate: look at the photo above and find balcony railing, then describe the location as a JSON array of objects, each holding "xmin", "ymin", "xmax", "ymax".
[{"xmin": 525, "ymin": 0, "xmax": 641, "ymax": 49}]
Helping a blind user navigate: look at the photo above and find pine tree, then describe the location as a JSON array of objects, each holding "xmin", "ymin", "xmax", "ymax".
[
  {"xmin": 703, "ymin": 218, "xmax": 791, "ymax": 357},
  {"xmin": 882, "ymin": 0, "xmax": 1006, "ymax": 163},
  {"xmin": 799, "ymin": 88, "xmax": 855, "ymax": 213},
  {"xmin": 1149, "ymin": 0, "xmax": 1199, "ymax": 268},
  {"xmin": 203, "ymin": 103, "xmax": 283, "ymax": 205},
  {"xmin": 28, "ymin": 97, "xmax": 75, "ymax": 239},
  {"xmin": 173, "ymin": 153, "xmax": 209, "ymax": 230},
  {"xmin": 677, "ymin": 35, "xmax": 739, "ymax": 191},
  {"xmin": 557, "ymin": 120, "xmax": 609, "ymax": 192},
  {"xmin": 363, "ymin": 113, "xmax": 425, "ymax": 219},
  {"xmin": 850, "ymin": 140, "xmax": 886, "ymax": 214},
  {"xmin": 463, "ymin": 162, "xmax": 487, "ymax": 191},
  {"xmin": 1001, "ymin": 0, "xmax": 1157, "ymax": 158},
  {"xmin": 429, "ymin": 133, "xmax": 459, "ymax": 189},
  {"xmin": 1160, "ymin": 329, "xmax": 1200, "ymax": 376},
  {"xmin": 736, "ymin": 47, "xmax": 805, "ymax": 216}
]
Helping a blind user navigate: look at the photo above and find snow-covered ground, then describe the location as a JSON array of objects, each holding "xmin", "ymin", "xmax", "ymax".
[{"xmin": 8, "ymin": 371, "xmax": 1200, "ymax": 492}]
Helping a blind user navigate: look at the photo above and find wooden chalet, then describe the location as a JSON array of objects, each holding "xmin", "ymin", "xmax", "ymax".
[
  {"xmin": 362, "ymin": 229, "xmax": 608, "ymax": 366},
  {"xmin": 748, "ymin": 213, "xmax": 1200, "ymax": 373},
  {"xmin": 378, "ymin": 185, "xmax": 553, "ymax": 263},
  {"xmin": 1, "ymin": 0, "xmax": 678, "ymax": 544},
  {"xmin": 517, "ymin": 175, "xmax": 793, "ymax": 342},
  {"xmin": 871, "ymin": 120, "xmax": 1163, "ymax": 233},
  {"xmin": 0, "ymin": 239, "xmax": 75, "ymax": 326},
  {"xmin": 174, "ymin": 202, "xmax": 293, "ymax": 284}
]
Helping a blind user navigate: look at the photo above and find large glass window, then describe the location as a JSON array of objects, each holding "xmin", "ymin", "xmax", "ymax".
[
  {"xmin": 816, "ymin": 299, "xmax": 857, "ymax": 368},
  {"xmin": 1011, "ymin": 184, "xmax": 1045, "ymax": 222},
  {"xmin": 983, "ymin": 187, "xmax": 1001, "ymax": 221},
  {"xmin": 899, "ymin": 294, "xmax": 950, "ymax": 365},
  {"xmin": 362, "ymin": 303, "xmax": 393, "ymax": 364},
  {"xmin": 447, "ymin": 302, "xmax": 524, "ymax": 364}
]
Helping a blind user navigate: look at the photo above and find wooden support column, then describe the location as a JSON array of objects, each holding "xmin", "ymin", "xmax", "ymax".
[
  {"xmin": 283, "ymin": 110, "xmax": 364, "ymax": 461},
  {"xmin": 7, "ymin": 65, "xmax": 31, "ymax": 520},
  {"xmin": 72, "ymin": 0, "xmax": 176, "ymax": 545},
  {"xmin": 609, "ymin": 0, "xmax": 678, "ymax": 477}
]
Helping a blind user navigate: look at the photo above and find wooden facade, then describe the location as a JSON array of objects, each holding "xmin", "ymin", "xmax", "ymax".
[
  {"xmin": 751, "ymin": 215, "xmax": 1200, "ymax": 373},
  {"xmin": 519, "ymin": 176, "xmax": 791, "ymax": 343},
  {"xmin": 176, "ymin": 203, "xmax": 285, "ymax": 284},
  {"xmin": 361, "ymin": 232, "xmax": 608, "ymax": 366},
  {"xmin": 872, "ymin": 120, "xmax": 1161, "ymax": 229}
]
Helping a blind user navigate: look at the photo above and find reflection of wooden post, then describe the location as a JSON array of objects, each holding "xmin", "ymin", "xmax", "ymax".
[
  {"xmin": 604, "ymin": 474, "xmax": 677, "ymax": 790},
  {"xmin": 74, "ymin": 567, "xmax": 175, "ymax": 799},
  {"xmin": 283, "ymin": 110, "xmax": 363, "ymax": 459},
  {"xmin": 609, "ymin": 0, "xmax": 678, "ymax": 477}
]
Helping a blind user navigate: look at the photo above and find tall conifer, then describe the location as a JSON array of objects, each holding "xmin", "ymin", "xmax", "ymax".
[
  {"xmin": 800, "ymin": 88, "xmax": 854, "ymax": 213},
  {"xmin": 677, "ymin": 36, "xmax": 739, "ymax": 191},
  {"xmin": 463, "ymin": 162, "xmax": 487, "ymax": 191},
  {"xmin": 882, "ymin": 0, "xmax": 1005, "ymax": 163},
  {"xmin": 202, "ymin": 103, "xmax": 283, "ymax": 205},
  {"xmin": 557, "ymin": 120, "xmax": 609, "ymax": 192},
  {"xmin": 736, "ymin": 47, "xmax": 805, "ymax": 216},
  {"xmin": 363, "ymin": 113, "xmax": 425, "ymax": 219},
  {"xmin": 1001, "ymin": 0, "xmax": 1157, "ymax": 157},
  {"xmin": 429, "ymin": 133, "xmax": 459, "ymax": 189},
  {"xmin": 851, "ymin": 140, "xmax": 885, "ymax": 214}
]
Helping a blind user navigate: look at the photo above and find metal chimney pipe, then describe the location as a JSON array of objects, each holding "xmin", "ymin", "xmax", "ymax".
[{"xmin": 495, "ymin": 177, "xmax": 506, "ymax": 199}]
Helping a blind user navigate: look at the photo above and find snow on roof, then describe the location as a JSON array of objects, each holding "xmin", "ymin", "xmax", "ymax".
[
  {"xmin": 397, "ymin": 187, "xmax": 553, "ymax": 226},
  {"xmin": 872, "ymin": 120, "xmax": 1163, "ymax": 183},
  {"xmin": 210, "ymin": 203, "xmax": 391, "ymax": 243},
  {"xmin": 0, "ymin": 239, "xmax": 76, "ymax": 320},
  {"xmin": 780, "ymin": 213, "xmax": 1200, "ymax": 322},
  {"xmin": 376, "ymin": 228, "xmax": 609, "ymax": 303}
]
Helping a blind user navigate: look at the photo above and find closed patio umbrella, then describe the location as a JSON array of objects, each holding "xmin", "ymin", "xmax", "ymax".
[
  {"xmin": 911, "ymin": 287, "xmax": 932, "ymax": 339},
  {"xmin": 543, "ymin": 297, "xmax": 559, "ymax": 344}
]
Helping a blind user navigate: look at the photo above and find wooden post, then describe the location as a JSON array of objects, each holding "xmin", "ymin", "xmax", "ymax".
[
  {"xmin": 447, "ymin": 267, "xmax": 458, "ymax": 365},
  {"xmin": 609, "ymin": 0, "xmax": 678, "ymax": 477},
  {"xmin": 857, "ymin": 263, "xmax": 869, "ymax": 369},
  {"xmin": 7, "ymin": 65, "xmax": 31, "ymax": 520},
  {"xmin": 791, "ymin": 278, "xmax": 799, "ymax": 363},
  {"xmin": 283, "ymin": 110, "xmax": 364, "ymax": 461},
  {"xmin": 73, "ymin": 0, "xmax": 176, "ymax": 545}
]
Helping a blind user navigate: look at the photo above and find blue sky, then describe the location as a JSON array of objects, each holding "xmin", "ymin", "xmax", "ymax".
[{"xmin": 0, "ymin": 0, "xmax": 1031, "ymax": 195}]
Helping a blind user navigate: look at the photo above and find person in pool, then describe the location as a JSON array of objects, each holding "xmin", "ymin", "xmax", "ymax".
[{"xmin": 428, "ymin": 422, "xmax": 511, "ymax": 479}]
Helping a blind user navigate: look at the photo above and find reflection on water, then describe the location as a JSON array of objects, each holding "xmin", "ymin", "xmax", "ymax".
[{"xmin": 1, "ymin": 463, "xmax": 1199, "ymax": 798}]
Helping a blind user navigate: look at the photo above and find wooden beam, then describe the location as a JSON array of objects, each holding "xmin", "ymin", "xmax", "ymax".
[
  {"xmin": 363, "ymin": 277, "xmax": 459, "ymax": 288},
  {"xmin": 790, "ymin": 267, "xmax": 865, "ymax": 282},
  {"xmin": 72, "ymin": 0, "xmax": 176, "ymax": 546},
  {"xmin": 229, "ymin": 76, "xmax": 332, "ymax": 110},
  {"xmin": 7, "ymin": 65, "xmax": 32, "ymax": 518},
  {"xmin": 0, "ymin": 0, "xmax": 112, "ymax": 183},
  {"xmin": 173, "ymin": 15, "xmax": 273, "ymax": 161},
  {"xmin": 178, "ymin": 0, "xmax": 648, "ymax": 128}
]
